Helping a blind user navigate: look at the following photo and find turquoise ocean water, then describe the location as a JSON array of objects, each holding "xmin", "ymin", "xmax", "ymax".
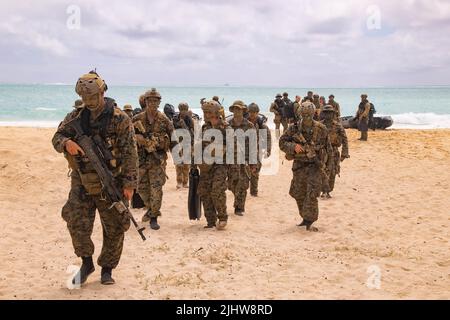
[{"xmin": 1, "ymin": 84, "xmax": 450, "ymax": 129}]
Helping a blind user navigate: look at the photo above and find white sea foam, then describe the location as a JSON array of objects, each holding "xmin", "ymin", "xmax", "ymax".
[
  {"xmin": 0, "ymin": 121, "xmax": 60, "ymax": 128},
  {"xmin": 1, "ymin": 113, "xmax": 450, "ymax": 129},
  {"xmin": 389, "ymin": 113, "xmax": 450, "ymax": 129},
  {"xmin": 35, "ymin": 107, "xmax": 58, "ymax": 111}
]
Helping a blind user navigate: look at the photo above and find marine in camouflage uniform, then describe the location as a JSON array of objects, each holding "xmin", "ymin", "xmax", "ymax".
[
  {"xmin": 132, "ymin": 88, "xmax": 174, "ymax": 231},
  {"xmin": 227, "ymin": 100, "xmax": 256, "ymax": 216},
  {"xmin": 269, "ymin": 93, "xmax": 285, "ymax": 137},
  {"xmin": 327, "ymin": 95, "xmax": 341, "ymax": 120},
  {"xmin": 301, "ymin": 91, "xmax": 314, "ymax": 103},
  {"xmin": 279, "ymin": 102, "xmax": 331, "ymax": 232},
  {"xmin": 123, "ymin": 104, "xmax": 134, "ymax": 118},
  {"xmin": 320, "ymin": 105, "xmax": 350, "ymax": 198},
  {"xmin": 247, "ymin": 103, "xmax": 272, "ymax": 197},
  {"xmin": 356, "ymin": 94, "xmax": 371, "ymax": 141},
  {"xmin": 197, "ymin": 100, "xmax": 229, "ymax": 230},
  {"xmin": 52, "ymin": 71, "xmax": 138, "ymax": 286},
  {"xmin": 173, "ymin": 102, "xmax": 194, "ymax": 189},
  {"xmin": 312, "ymin": 94, "xmax": 321, "ymax": 120}
]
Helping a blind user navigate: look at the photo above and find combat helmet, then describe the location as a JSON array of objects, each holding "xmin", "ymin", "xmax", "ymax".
[
  {"xmin": 248, "ymin": 103, "xmax": 260, "ymax": 113},
  {"xmin": 201, "ymin": 100, "xmax": 221, "ymax": 116},
  {"xmin": 322, "ymin": 105, "xmax": 336, "ymax": 113},
  {"xmin": 299, "ymin": 101, "xmax": 316, "ymax": 117},
  {"xmin": 229, "ymin": 100, "xmax": 247, "ymax": 113},
  {"xmin": 178, "ymin": 102, "xmax": 189, "ymax": 111},
  {"xmin": 75, "ymin": 70, "xmax": 108, "ymax": 96},
  {"xmin": 142, "ymin": 88, "xmax": 162, "ymax": 101}
]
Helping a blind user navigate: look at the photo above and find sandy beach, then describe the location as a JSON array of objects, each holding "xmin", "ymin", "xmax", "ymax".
[{"xmin": 0, "ymin": 127, "xmax": 449, "ymax": 300}]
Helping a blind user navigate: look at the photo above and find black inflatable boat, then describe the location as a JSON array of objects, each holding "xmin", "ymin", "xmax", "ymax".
[{"xmin": 340, "ymin": 116, "xmax": 393, "ymax": 130}]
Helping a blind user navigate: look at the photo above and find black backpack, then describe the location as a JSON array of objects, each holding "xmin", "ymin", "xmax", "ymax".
[
  {"xmin": 369, "ymin": 103, "xmax": 376, "ymax": 115},
  {"xmin": 163, "ymin": 103, "xmax": 176, "ymax": 120}
]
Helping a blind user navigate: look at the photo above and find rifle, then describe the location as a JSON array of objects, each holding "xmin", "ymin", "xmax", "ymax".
[{"xmin": 66, "ymin": 118, "xmax": 146, "ymax": 241}]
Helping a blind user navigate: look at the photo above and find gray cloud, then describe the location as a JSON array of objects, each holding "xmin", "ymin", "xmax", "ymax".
[{"xmin": 0, "ymin": 0, "xmax": 450, "ymax": 86}]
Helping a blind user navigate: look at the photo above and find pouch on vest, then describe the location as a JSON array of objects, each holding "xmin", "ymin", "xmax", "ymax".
[{"xmin": 79, "ymin": 172, "xmax": 103, "ymax": 195}]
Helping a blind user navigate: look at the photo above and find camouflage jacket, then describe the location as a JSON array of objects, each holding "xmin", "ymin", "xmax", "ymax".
[
  {"xmin": 52, "ymin": 97, "xmax": 138, "ymax": 189},
  {"xmin": 322, "ymin": 120, "xmax": 349, "ymax": 156},
  {"xmin": 249, "ymin": 117, "xmax": 272, "ymax": 160},
  {"xmin": 328, "ymin": 100, "xmax": 341, "ymax": 118},
  {"xmin": 356, "ymin": 101, "xmax": 371, "ymax": 120},
  {"xmin": 132, "ymin": 110, "xmax": 175, "ymax": 167},
  {"xmin": 279, "ymin": 120, "xmax": 331, "ymax": 169},
  {"xmin": 269, "ymin": 101, "xmax": 282, "ymax": 116},
  {"xmin": 197, "ymin": 119, "xmax": 229, "ymax": 170},
  {"xmin": 227, "ymin": 117, "xmax": 255, "ymax": 165}
]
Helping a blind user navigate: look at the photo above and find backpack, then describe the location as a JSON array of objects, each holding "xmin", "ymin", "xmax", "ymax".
[
  {"xmin": 163, "ymin": 103, "xmax": 176, "ymax": 120},
  {"xmin": 369, "ymin": 103, "xmax": 376, "ymax": 115}
]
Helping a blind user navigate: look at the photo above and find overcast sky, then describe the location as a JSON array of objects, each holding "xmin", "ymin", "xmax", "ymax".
[{"xmin": 1, "ymin": 0, "xmax": 450, "ymax": 86}]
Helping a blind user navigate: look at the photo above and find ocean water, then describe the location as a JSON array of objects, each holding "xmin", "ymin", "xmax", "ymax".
[{"xmin": 1, "ymin": 84, "xmax": 450, "ymax": 129}]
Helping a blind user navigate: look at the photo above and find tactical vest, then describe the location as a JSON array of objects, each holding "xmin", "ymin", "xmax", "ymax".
[{"xmin": 72, "ymin": 98, "xmax": 123, "ymax": 195}]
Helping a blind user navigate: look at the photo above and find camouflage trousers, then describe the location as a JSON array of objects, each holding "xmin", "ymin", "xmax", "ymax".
[
  {"xmin": 61, "ymin": 172, "xmax": 129, "ymax": 269},
  {"xmin": 289, "ymin": 164, "xmax": 321, "ymax": 223},
  {"xmin": 176, "ymin": 164, "xmax": 189, "ymax": 185},
  {"xmin": 324, "ymin": 148, "xmax": 340, "ymax": 192},
  {"xmin": 228, "ymin": 165, "xmax": 250, "ymax": 211},
  {"xmin": 198, "ymin": 164, "xmax": 228, "ymax": 225},
  {"xmin": 138, "ymin": 164, "xmax": 167, "ymax": 218},
  {"xmin": 274, "ymin": 115, "xmax": 288, "ymax": 133},
  {"xmin": 250, "ymin": 162, "xmax": 262, "ymax": 196}
]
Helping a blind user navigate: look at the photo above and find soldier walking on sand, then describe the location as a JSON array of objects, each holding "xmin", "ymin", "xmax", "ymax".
[
  {"xmin": 227, "ymin": 101, "xmax": 256, "ymax": 216},
  {"xmin": 52, "ymin": 71, "xmax": 138, "ymax": 285},
  {"xmin": 197, "ymin": 100, "xmax": 229, "ymax": 230},
  {"xmin": 320, "ymin": 105, "xmax": 349, "ymax": 198},
  {"xmin": 279, "ymin": 102, "xmax": 331, "ymax": 232},
  {"xmin": 132, "ymin": 88, "xmax": 174, "ymax": 231}
]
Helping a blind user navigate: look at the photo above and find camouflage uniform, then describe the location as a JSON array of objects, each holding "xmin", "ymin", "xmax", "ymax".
[
  {"xmin": 321, "ymin": 106, "xmax": 349, "ymax": 193},
  {"xmin": 248, "ymin": 103, "xmax": 272, "ymax": 197},
  {"xmin": 132, "ymin": 94, "xmax": 174, "ymax": 220},
  {"xmin": 327, "ymin": 97, "xmax": 341, "ymax": 119},
  {"xmin": 270, "ymin": 94, "xmax": 287, "ymax": 133},
  {"xmin": 173, "ymin": 103, "xmax": 194, "ymax": 188},
  {"xmin": 227, "ymin": 101, "xmax": 255, "ymax": 214},
  {"xmin": 356, "ymin": 94, "xmax": 371, "ymax": 141},
  {"xmin": 123, "ymin": 104, "xmax": 134, "ymax": 118},
  {"xmin": 197, "ymin": 101, "xmax": 229, "ymax": 227},
  {"xmin": 279, "ymin": 103, "xmax": 331, "ymax": 225},
  {"xmin": 52, "ymin": 97, "xmax": 138, "ymax": 269}
]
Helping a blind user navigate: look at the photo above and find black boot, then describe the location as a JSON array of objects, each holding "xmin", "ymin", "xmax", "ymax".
[
  {"xmin": 150, "ymin": 217, "xmax": 160, "ymax": 230},
  {"xmin": 72, "ymin": 256, "xmax": 95, "ymax": 285},
  {"xmin": 204, "ymin": 222, "xmax": 216, "ymax": 229},
  {"xmin": 101, "ymin": 267, "xmax": 115, "ymax": 285},
  {"xmin": 234, "ymin": 208, "xmax": 244, "ymax": 216},
  {"xmin": 304, "ymin": 220, "xmax": 319, "ymax": 232},
  {"xmin": 297, "ymin": 219, "xmax": 307, "ymax": 227}
]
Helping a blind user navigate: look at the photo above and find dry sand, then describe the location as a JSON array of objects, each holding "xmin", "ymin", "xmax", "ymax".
[{"xmin": 0, "ymin": 127, "xmax": 449, "ymax": 300}]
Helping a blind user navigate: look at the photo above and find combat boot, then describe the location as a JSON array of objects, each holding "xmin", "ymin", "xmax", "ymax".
[
  {"xmin": 362, "ymin": 131, "xmax": 368, "ymax": 141},
  {"xmin": 142, "ymin": 210, "xmax": 151, "ymax": 223},
  {"xmin": 297, "ymin": 220, "xmax": 307, "ymax": 227},
  {"xmin": 204, "ymin": 222, "xmax": 216, "ymax": 229},
  {"xmin": 72, "ymin": 256, "xmax": 95, "ymax": 285},
  {"xmin": 101, "ymin": 267, "xmax": 115, "ymax": 285},
  {"xmin": 304, "ymin": 220, "xmax": 319, "ymax": 232},
  {"xmin": 150, "ymin": 217, "xmax": 160, "ymax": 230},
  {"xmin": 216, "ymin": 220, "xmax": 227, "ymax": 230},
  {"xmin": 183, "ymin": 183, "xmax": 189, "ymax": 189},
  {"xmin": 176, "ymin": 182, "xmax": 182, "ymax": 190},
  {"xmin": 234, "ymin": 208, "xmax": 244, "ymax": 216}
]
